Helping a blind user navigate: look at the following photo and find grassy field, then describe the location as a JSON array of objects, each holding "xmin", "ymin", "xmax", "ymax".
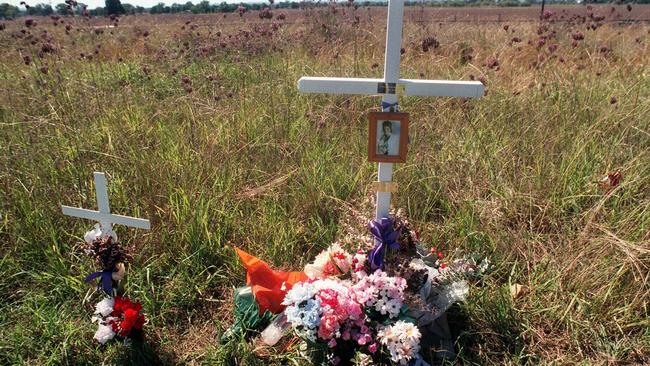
[{"xmin": 1, "ymin": 5, "xmax": 649, "ymax": 365}]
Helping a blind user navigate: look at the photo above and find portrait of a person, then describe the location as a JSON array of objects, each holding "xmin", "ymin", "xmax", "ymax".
[{"xmin": 376, "ymin": 120, "xmax": 399, "ymax": 156}]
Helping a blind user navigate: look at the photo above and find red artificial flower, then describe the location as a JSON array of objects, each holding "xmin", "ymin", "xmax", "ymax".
[
  {"xmin": 121, "ymin": 308, "xmax": 141, "ymax": 336},
  {"xmin": 110, "ymin": 296, "xmax": 146, "ymax": 337}
]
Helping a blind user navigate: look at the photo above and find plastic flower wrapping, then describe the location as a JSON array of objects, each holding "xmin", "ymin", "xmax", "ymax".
[
  {"xmin": 80, "ymin": 224, "xmax": 146, "ymax": 344},
  {"xmin": 227, "ymin": 209, "xmax": 490, "ymax": 365}
]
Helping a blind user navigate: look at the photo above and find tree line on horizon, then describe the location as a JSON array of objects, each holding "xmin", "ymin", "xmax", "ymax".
[{"xmin": 0, "ymin": 0, "xmax": 646, "ymax": 19}]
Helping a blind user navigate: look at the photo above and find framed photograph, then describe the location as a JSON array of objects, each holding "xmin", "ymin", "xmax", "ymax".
[{"xmin": 368, "ymin": 112, "xmax": 409, "ymax": 163}]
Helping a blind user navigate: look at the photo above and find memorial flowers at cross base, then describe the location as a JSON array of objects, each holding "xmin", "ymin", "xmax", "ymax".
[
  {"xmin": 92, "ymin": 296, "xmax": 146, "ymax": 344},
  {"xmin": 281, "ymin": 267, "xmax": 417, "ymax": 365},
  {"xmin": 229, "ymin": 211, "xmax": 490, "ymax": 365},
  {"xmin": 81, "ymin": 224, "xmax": 147, "ymax": 344}
]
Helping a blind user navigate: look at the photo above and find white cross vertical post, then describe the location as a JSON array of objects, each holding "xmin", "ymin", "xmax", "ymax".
[
  {"xmin": 297, "ymin": 0, "xmax": 484, "ymax": 220},
  {"xmin": 94, "ymin": 171, "xmax": 112, "ymax": 231},
  {"xmin": 376, "ymin": 0, "xmax": 403, "ymax": 220},
  {"xmin": 62, "ymin": 172, "xmax": 150, "ymax": 232}
]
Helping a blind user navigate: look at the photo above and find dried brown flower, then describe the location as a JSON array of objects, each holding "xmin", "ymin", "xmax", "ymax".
[
  {"xmin": 421, "ymin": 36, "xmax": 439, "ymax": 52},
  {"xmin": 84, "ymin": 236, "xmax": 131, "ymax": 271}
]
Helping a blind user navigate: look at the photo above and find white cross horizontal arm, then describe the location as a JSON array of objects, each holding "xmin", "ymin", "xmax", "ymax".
[
  {"xmin": 400, "ymin": 79, "xmax": 484, "ymax": 98},
  {"xmin": 298, "ymin": 77, "xmax": 484, "ymax": 98},
  {"xmin": 61, "ymin": 206, "xmax": 151, "ymax": 230},
  {"xmin": 298, "ymin": 77, "xmax": 385, "ymax": 95}
]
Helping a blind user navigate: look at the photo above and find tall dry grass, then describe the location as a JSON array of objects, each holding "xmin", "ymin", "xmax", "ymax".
[{"xmin": 1, "ymin": 5, "xmax": 648, "ymax": 365}]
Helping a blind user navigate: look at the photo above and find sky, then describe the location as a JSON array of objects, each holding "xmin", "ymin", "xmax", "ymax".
[{"xmin": 5, "ymin": 0, "xmax": 266, "ymax": 10}]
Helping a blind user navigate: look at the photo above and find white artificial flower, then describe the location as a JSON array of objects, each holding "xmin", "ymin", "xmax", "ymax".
[
  {"xmin": 328, "ymin": 243, "xmax": 351, "ymax": 273},
  {"xmin": 84, "ymin": 223, "xmax": 118, "ymax": 244},
  {"xmin": 282, "ymin": 282, "xmax": 315, "ymax": 305},
  {"xmin": 304, "ymin": 250, "xmax": 330, "ymax": 279},
  {"xmin": 351, "ymin": 251, "xmax": 368, "ymax": 279},
  {"xmin": 284, "ymin": 305, "xmax": 303, "ymax": 326},
  {"xmin": 408, "ymin": 258, "xmax": 427, "ymax": 271},
  {"xmin": 377, "ymin": 321, "xmax": 421, "ymax": 365},
  {"xmin": 303, "ymin": 243, "xmax": 352, "ymax": 279},
  {"xmin": 445, "ymin": 280, "xmax": 469, "ymax": 304},
  {"xmin": 93, "ymin": 323, "xmax": 116, "ymax": 344},
  {"xmin": 94, "ymin": 297, "xmax": 115, "ymax": 317},
  {"xmin": 402, "ymin": 322, "xmax": 421, "ymax": 342},
  {"xmin": 84, "ymin": 224, "xmax": 101, "ymax": 244},
  {"xmin": 313, "ymin": 278, "xmax": 350, "ymax": 293},
  {"xmin": 387, "ymin": 298, "xmax": 402, "ymax": 317},
  {"xmin": 353, "ymin": 252, "xmax": 367, "ymax": 266}
]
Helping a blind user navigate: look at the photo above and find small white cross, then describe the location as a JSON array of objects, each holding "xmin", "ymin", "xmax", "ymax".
[
  {"xmin": 61, "ymin": 172, "xmax": 150, "ymax": 233},
  {"xmin": 298, "ymin": 0, "xmax": 484, "ymax": 220}
]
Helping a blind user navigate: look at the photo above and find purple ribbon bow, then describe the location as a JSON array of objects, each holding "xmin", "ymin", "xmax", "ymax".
[
  {"xmin": 368, "ymin": 217, "xmax": 400, "ymax": 270},
  {"xmin": 381, "ymin": 101, "xmax": 399, "ymax": 112},
  {"xmin": 84, "ymin": 269, "xmax": 115, "ymax": 296}
]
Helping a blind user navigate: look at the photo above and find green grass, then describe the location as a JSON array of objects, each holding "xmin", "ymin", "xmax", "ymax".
[{"xmin": 1, "ymin": 10, "xmax": 649, "ymax": 365}]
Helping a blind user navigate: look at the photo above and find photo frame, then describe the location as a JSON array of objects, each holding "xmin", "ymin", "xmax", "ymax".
[{"xmin": 368, "ymin": 112, "xmax": 409, "ymax": 163}]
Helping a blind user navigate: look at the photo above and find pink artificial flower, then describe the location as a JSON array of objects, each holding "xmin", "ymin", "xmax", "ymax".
[
  {"xmin": 357, "ymin": 333, "xmax": 371, "ymax": 345},
  {"xmin": 318, "ymin": 314, "xmax": 339, "ymax": 339},
  {"xmin": 342, "ymin": 329, "xmax": 351, "ymax": 340},
  {"xmin": 387, "ymin": 287, "xmax": 401, "ymax": 299},
  {"xmin": 369, "ymin": 342, "xmax": 378, "ymax": 353},
  {"xmin": 333, "ymin": 306, "xmax": 348, "ymax": 319},
  {"xmin": 328, "ymin": 338, "xmax": 337, "ymax": 348},
  {"xmin": 346, "ymin": 302, "xmax": 362, "ymax": 320}
]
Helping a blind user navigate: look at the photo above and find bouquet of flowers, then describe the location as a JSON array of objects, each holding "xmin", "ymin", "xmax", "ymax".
[
  {"xmin": 92, "ymin": 296, "xmax": 146, "ymax": 344},
  {"xmin": 229, "ymin": 210, "xmax": 489, "ymax": 365},
  {"xmin": 281, "ymin": 269, "xmax": 416, "ymax": 365},
  {"xmin": 81, "ymin": 224, "xmax": 146, "ymax": 344}
]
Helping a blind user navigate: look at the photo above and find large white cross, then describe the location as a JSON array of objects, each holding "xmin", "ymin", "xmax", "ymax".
[
  {"xmin": 61, "ymin": 172, "xmax": 150, "ymax": 233},
  {"xmin": 298, "ymin": 0, "xmax": 484, "ymax": 220}
]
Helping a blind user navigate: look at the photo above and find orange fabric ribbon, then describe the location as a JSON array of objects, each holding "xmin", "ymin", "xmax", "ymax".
[{"xmin": 235, "ymin": 247, "xmax": 307, "ymax": 315}]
